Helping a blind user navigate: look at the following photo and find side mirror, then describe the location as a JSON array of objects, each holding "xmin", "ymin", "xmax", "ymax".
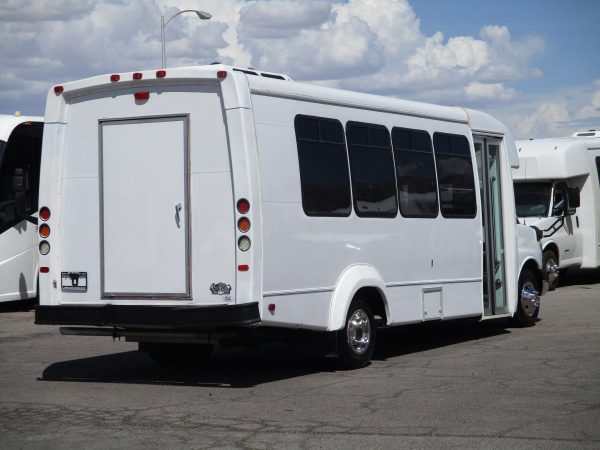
[
  {"xmin": 564, "ymin": 187, "xmax": 579, "ymax": 216},
  {"xmin": 567, "ymin": 187, "xmax": 580, "ymax": 212}
]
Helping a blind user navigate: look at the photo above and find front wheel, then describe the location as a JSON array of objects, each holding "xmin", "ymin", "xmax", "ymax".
[
  {"xmin": 543, "ymin": 249, "xmax": 559, "ymax": 290},
  {"xmin": 337, "ymin": 299, "xmax": 375, "ymax": 369},
  {"xmin": 513, "ymin": 268, "xmax": 540, "ymax": 326}
]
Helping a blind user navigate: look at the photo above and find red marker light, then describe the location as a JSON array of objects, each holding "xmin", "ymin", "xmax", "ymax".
[
  {"xmin": 54, "ymin": 86, "xmax": 64, "ymax": 94},
  {"xmin": 133, "ymin": 72, "xmax": 143, "ymax": 80},
  {"xmin": 134, "ymin": 92, "xmax": 150, "ymax": 100},
  {"xmin": 156, "ymin": 70, "xmax": 166, "ymax": 78},
  {"xmin": 268, "ymin": 304, "xmax": 276, "ymax": 314},
  {"xmin": 238, "ymin": 264, "xmax": 249, "ymax": 272},
  {"xmin": 40, "ymin": 267, "xmax": 50, "ymax": 273},
  {"xmin": 217, "ymin": 70, "xmax": 227, "ymax": 79},
  {"xmin": 110, "ymin": 74, "xmax": 120, "ymax": 82}
]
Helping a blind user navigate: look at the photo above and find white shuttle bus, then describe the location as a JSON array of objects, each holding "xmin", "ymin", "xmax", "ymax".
[
  {"xmin": 0, "ymin": 114, "xmax": 44, "ymax": 303},
  {"xmin": 35, "ymin": 65, "xmax": 544, "ymax": 368},
  {"xmin": 513, "ymin": 132, "xmax": 600, "ymax": 289}
]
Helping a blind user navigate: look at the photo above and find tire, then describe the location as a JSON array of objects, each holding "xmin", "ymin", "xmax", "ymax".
[
  {"xmin": 513, "ymin": 268, "xmax": 540, "ymax": 326},
  {"xmin": 543, "ymin": 249, "xmax": 559, "ymax": 291},
  {"xmin": 139, "ymin": 342, "xmax": 213, "ymax": 367},
  {"xmin": 337, "ymin": 299, "xmax": 375, "ymax": 369}
]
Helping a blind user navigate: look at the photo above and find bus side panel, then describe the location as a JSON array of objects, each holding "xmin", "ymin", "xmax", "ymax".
[{"xmin": 253, "ymin": 94, "xmax": 483, "ymax": 329}]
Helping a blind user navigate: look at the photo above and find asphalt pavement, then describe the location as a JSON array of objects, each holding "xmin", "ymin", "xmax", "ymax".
[{"xmin": 1, "ymin": 269, "xmax": 599, "ymax": 449}]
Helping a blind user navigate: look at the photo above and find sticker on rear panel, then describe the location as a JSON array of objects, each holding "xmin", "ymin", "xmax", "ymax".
[{"xmin": 61, "ymin": 272, "xmax": 88, "ymax": 292}]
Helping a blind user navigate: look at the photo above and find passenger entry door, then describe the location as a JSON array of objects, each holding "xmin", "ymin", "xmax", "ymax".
[
  {"xmin": 100, "ymin": 116, "xmax": 190, "ymax": 298},
  {"xmin": 474, "ymin": 137, "xmax": 508, "ymax": 316}
]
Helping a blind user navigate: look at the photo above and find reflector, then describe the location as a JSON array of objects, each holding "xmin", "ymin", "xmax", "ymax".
[{"xmin": 40, "ymin": 267, "xmax": 50, "ymax": 273}]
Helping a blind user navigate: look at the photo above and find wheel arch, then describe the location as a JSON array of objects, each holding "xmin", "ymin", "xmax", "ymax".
[
  {"xmin": 328, "ymin": 264, "xmax": 390, "ymax": 332},
  {"xmin": 542, "ymin": 241, "xmax": 559, "ymax": 265}
]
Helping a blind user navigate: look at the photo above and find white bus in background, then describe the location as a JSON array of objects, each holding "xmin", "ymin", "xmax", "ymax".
[
  {"xmin": 513, "ymin": 132, "xmax": 600, "ymax": 289},
  {"xmin": 35, "ymin": 65, "xmax": 545, "ymax": 368},
  {"xmin": 0, "ymin": 114, "xmax": 44, "ymax": 304}
]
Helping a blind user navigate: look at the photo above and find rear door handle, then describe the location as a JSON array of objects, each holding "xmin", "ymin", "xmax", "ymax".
[{"xmin": 175, "ymin": 203, "xmax": 182, "ymax": 228}]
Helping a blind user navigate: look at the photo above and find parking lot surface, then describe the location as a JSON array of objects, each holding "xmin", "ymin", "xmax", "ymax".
[{"xmin": 1, "ymin": 270, "xmax": 599, "ymax": 449}]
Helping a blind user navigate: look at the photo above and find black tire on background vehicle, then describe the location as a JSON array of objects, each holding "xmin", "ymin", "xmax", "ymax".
[
  {"xmin": 513, "ymin": 268, "xmax": 540, "ymax": 327},
  {"xmin": 337, "ymin": 299, "xmax": 376, "ymax": 369},
  {"xmin": 139, "ymin": 342, "xmax": 214, "ymax": 367},
  {"xmin": 543, "ymin": 249, "xmax": 559, "ymax": 291}
]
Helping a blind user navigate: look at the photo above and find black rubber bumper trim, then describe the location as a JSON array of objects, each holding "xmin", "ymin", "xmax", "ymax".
[{"xmin": 35, "ymin": 302, "xmax": 260, "ymax": 330}]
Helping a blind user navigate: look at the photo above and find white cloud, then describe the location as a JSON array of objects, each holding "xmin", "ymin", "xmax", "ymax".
[
  {"xmin": 465, "ymin": 82, "xmax": 517, "ymax": 101},
  {"xmin": 0, "ymin": 0, "xmax": 558, "ymax": 128}
]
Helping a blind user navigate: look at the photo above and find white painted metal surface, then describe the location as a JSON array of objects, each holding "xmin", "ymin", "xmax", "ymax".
[
  {"xmin": 513, "ymin": 136, "xmax": 600, "ymax": 270},
  {"xmin": 0, "ymin": 114, "xmax": 43, "ymax": 303},
  {"xmin": 38, "ymin": 64, "xmax": 526, "ymax": 336}
]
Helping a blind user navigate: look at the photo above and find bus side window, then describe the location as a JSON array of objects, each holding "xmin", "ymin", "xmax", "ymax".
[
  {"xmin": 346, "ymin": 122, "xmax": 397, "ymax": 218},
  {"xmin": 392, "ymin": 127, "xmax": 438, "ymax": 218},
  {"xmin": 294, "ymin": 115, "xmax": 352, "ymax": 217},
  {"xmin": 432, "ymin": 133, "xmax": 477, "ymax": 218}
]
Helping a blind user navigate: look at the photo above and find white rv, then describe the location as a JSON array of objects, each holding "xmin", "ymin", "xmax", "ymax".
[
  {"xmin": 0, "ymin": 114, "xmax": 44, "ymax": 303},
  {"xmin": 35, "ymin": 65, "xmax": 544, "ymax": 368},
  {"xmin": 513, "ymin": 132, "xmax": 600, "ymax": 289}
]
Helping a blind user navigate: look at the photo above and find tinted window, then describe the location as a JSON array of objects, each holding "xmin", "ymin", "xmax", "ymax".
[
  {"xmin": 346, "ymin": 122, "xmax": 397, "ymax": 218},
  {"xmin": 596, "ymin": 157, "xmax": 600, "ymax": 190},
  {"xmin": 514, "ymin": 182, "xmax": 552, "ymax": 217},
  {"xmin": 0, "ymin": 122, "xmax": 43, "ymax": 233},
  {"xmin": 392, "ymin": 127, "xmax": 438, "ymax": 217},
  {"xmin": 433, "ymin": 133, "xmax": 476, "ymax": 218},
  {"xmin": 295, "ymin": 115, "xmax": 351, "ymax": 216}
]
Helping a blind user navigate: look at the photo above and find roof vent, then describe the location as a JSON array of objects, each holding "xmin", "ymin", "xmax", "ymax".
[{"xmin": 572, "ymin": 130, "xmax": 600, "ymax": 137}]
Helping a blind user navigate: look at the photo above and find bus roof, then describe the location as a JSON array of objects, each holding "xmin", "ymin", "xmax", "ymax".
[
  {"xmin": 513, "ymin": 136, "xmax": 600, "ymax": 181},
  {"xmin": 0, "ymin": 114, "xmax": 43, "ymax": 142}
]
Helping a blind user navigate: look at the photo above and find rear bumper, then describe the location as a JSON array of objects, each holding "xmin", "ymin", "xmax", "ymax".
[{"xmin": 35, "ymin": 302, "xmax": 261, "ymax": 330}]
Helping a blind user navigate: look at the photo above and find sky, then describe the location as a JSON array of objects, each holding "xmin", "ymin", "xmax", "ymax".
[{"xmin": 0, "ymin": 0, "xmax": 599, "ymax": 139}]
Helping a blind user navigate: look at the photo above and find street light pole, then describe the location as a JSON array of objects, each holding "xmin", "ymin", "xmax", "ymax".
[{"xmin": 161, "ymin": 9, "xmax": 212, "ymax": 69}]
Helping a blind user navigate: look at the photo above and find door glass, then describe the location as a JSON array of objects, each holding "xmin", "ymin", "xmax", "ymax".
[{"xmin": 475, "ymin": 138, "xmax": 507, "ymax": 316}]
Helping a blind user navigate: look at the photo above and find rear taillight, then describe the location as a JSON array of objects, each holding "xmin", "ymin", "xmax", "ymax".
[
  {"xmin": 237, "ymin": 217, "xmax": 251, "ymax": 233},
  {"xmin": 40, "ymin": 267, "xmax": 50, "ymax": 273},
  {"xmin": 237, "ymin": 198, "xmax": 250, "ymax": 214},
  {"xmin": 39, "ymin": 207, "xmax": 51, "ymax": 221},
  {"xmin": 39, "ymin": 241, "xmax": 50, "ymax": 255},
  {"xmin": 238, "ymin": 236, "xmax": 251, "ymax": 252},
  {"xmin": 39, "ymin": 223, "xmax": 50, "ymax": 238}
]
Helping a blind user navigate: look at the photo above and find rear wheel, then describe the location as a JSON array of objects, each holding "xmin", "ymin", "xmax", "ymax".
[
  {"xmin": 337, "ymin": 299, "xmax": 375, "ymax": 369},
  {"xmin": 513, "ymin": 268, "xmax": 540, "ymax": 326},
  {"xmin": 543, "ymin": 249, "xmax": 559, "ymax": 290}
]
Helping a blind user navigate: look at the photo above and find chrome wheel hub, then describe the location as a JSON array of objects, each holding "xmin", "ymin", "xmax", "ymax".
[
  {"xmin": 347, "ymin": 309, "xmax": 370, "ymax": 355},
  {"xmin": 546, "ymin": 258, "xmax": 559, "ymax": 285},
  {"xmin": 520, "ymin": 280, "xmax": 540, "ymax": 318}
]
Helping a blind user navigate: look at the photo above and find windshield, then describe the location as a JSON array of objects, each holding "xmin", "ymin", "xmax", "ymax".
[{"xmin": 514, "ymin": 182, "xmax": 552, "ymax": 217}]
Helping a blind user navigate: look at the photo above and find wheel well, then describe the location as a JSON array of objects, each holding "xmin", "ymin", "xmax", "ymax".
[
  {"xmin": 543, "ymin": 243, "xmax": 559, "ymax": 265},
  {"xmin": 354, "ymin": 287, "xmax": 387, "ymax": 324},
  {"xmin": 522, "ymin": 259, "xmax": 542, "ymax": 291}
]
